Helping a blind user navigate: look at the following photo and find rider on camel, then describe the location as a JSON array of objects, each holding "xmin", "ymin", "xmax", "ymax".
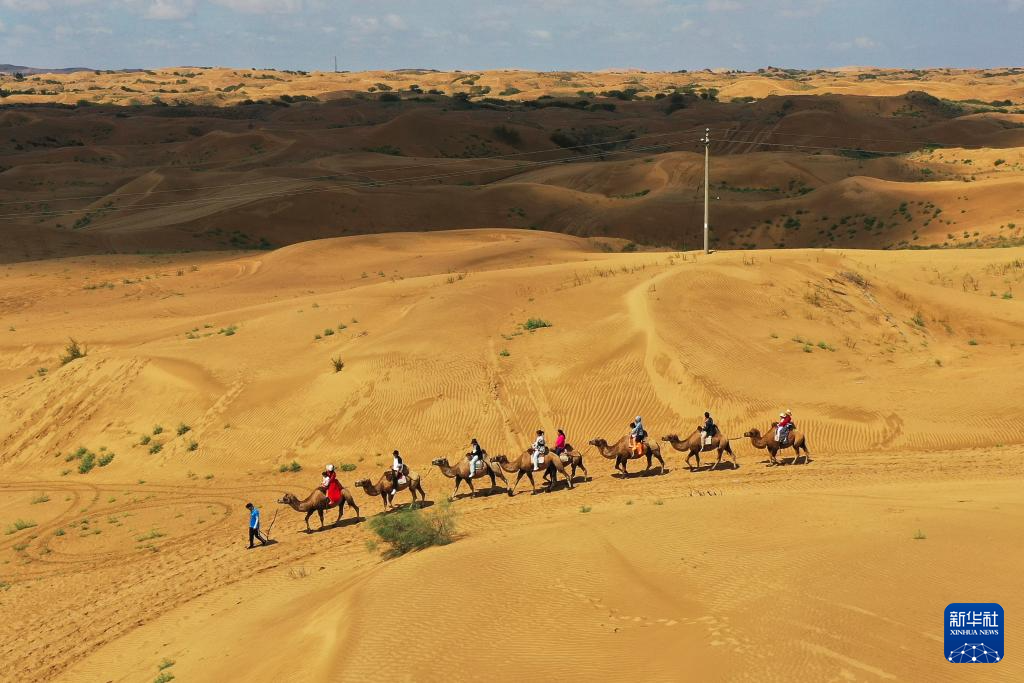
[
  {"xmin": 776, "ymin": 410, "xmax": 793, "ymax": 443},
  {"xmin": 701, "ymin": 412, "xmax": 717, "ymax": 444},
  {"xmin": 531, "ymin": 430, "xmax": 547, "ymax": 470},
  {"xmin": 390, "ymin": 450, "xmax": 405, "ymax": 493},
  {"xmin": 320, "ymin": 464, "xmax": 342, "ymax": 505},
  {"xmin": 468, "ymin": 438, "xmax": 485, "ymax": 474},
  {"xmin": 553, "ymin": 428, "xmax": 567, "ymax": 455},
  {"xmin": 630, "ymin": 416, "xmax": 646, "ymax": 456}
]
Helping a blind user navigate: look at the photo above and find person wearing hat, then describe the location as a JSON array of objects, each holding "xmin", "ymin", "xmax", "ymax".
[
  {"xmin": 321, "ymin": 464, "xmax": 342, "ymax": 505},
  {"xmin": 776, "ymin": 410, "xmax": 793, "ymax": 443},
  {"xmin": 467, "ymin": 438, "xmax": 486, "ymax": 474},
  {"xmin": 531, "ymin": 429, "xmax": 547, "ymax": 470},
  {"xmin": 389, "ymin": 450, "xmax": 405, "ymax": 493},
  {"xmin": 245, "ymin": 502, "xmax": 268, "ymax": 549},
  {"xmin": 630, "ymin": 415, "xmax": 647, "ymax": 456}
]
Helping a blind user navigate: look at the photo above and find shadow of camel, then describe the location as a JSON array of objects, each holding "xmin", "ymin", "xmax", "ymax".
[
  {"xmin": 611, "ymin": 467, "xmax": 669, "ymax": 479},
  {"xmin": 381, "ymin": 499, "xmax": 435, "ymax": 513},
  {"xmin": 760, "ymin": 456, "xmax": 812, "ymax": 467},
  {"xmin": 693, "ymin": 462, "xmax": 739, "ymax": 473},
  {"xmin": 302, "ymin": 516, "xmax": 364, "ymax": 534}
]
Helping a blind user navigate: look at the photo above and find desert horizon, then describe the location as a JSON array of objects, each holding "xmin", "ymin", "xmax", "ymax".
[{"xmin": 2, "ymin": 2, "xmax": 1023, "ymax": 680}]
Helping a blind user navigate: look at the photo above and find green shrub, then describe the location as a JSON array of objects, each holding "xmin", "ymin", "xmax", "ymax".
[
  {"xmin": 149, "ymin": 443, "xmax": 163, "ymax": 454},
  {"xmin": 139, "ymin": 435, "xmax": 151, "ymax": 446},
  {"xmin": 30, "ymin": 493, "xmax": 49, "ymax": 504},
  {"xmin": 911, "ymin": 312, "xmax": 926, "ymax": 327},
  {"xmin": 522, "ymin": 318, "xmax": 552, "ymax": 331},
  {"xmin": 499, "ymin": 349, "xmax": 510, "ymax": 357},
  {"xmin": 97, "ymin": 453, "xmax": 114, "ymax": 467},
  {"xmin": 187, "ymin": 440, "xmax": 198, "ymax": 452},
  {"xmin": 60, "ymin": 338, "xmax": 86, "ymax": 365},
  {"xmin": 579, "ymin": 505, "xmax": 592, "ymax": 513},
  {"xmin": 369, "ymin": 500, "xmax": 456, "ymax": 558},
  {"xmin": 176, "ymin": 423, "xmax": 191, "ymax": 436},
  {"xmin": 78, "ymin": 452, "xmax": 96, "ymax": 473},
  {"xmin": 331, "ymin": 357, "xmax": 345, "ymax": 372},
  {"xmin": 339, "ymin": 463, "xmax": 357, "ymax": 472},
  {"xmin": 324, "ymin": 328, "xmax": 335, "ymax": 336},
  {"xmin": 968, "ymin": 339, "xmax": 979, "ymax": 346},
  {"xmin": 5, "ymin": 519, "xmax": 37, "ymax": 534},
  {"xmin": 280, "ymin": 461, "xmax": 302, "ymax": 473},
  {"xmin": 153, "ymin": 425, "xmax": 164, "ymax": 435}
]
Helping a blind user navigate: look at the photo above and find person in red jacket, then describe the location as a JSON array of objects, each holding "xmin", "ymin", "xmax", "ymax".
[
  {"xmin": 776, "ymin": 410, "xmax": 793, "ymax": 443},
  {"xmin": 321, "ymin": 464, "xmax": 342, "ymax": 505}
]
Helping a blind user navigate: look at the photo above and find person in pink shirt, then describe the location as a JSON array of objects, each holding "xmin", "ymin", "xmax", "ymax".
[{"xmin": 553, "ymin": 429, "xmax": 567, "ymax": 455}]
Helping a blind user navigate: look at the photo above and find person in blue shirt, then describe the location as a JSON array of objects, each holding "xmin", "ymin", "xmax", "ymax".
[{"xmin": 245, "ymin": 502, "xmax": 268, "ymax": 548}]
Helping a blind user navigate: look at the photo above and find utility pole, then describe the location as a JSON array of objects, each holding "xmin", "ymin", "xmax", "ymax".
[
  {"xmin": 701, "ymin": 127, "xmax": 710, "ymax": 254},
  {"xmin": 334, "ymin": 56, "xmax": 338, "ymax": 73}
]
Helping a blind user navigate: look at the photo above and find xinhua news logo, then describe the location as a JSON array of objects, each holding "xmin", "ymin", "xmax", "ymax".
[{"xmin": 945, "ymin": 603, "xmax": 1003, "ymax": 663}]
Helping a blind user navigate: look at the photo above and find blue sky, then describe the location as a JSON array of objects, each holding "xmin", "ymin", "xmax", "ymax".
[{"xmin": 1, "ymin": 0, "xmax": 1022, "ymax": 71}]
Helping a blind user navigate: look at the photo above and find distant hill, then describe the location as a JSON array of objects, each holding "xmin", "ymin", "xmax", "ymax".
[{"xmin": 0, "ymin": 64, "xmax": 142, "ymax": 75}]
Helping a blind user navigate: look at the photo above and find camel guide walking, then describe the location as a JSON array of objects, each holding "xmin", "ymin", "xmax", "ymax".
[{"xmin": 246, "ymin": 502, "xmax": 268, "ymax": 548}]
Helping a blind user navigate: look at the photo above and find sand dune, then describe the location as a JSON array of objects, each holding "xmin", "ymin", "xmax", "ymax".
[
  {"xmin": 2, "ymin": 68, "xmax": 1023, "ymax": 262},
  {"xmin": 1, "ymin": 230, "xmax": 1022, "ymax": 681}
]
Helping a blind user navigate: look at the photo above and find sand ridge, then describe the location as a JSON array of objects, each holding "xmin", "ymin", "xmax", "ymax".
[{"xmin": 1, "ymin": 229, "xmax": 1022, "ymax": 681}]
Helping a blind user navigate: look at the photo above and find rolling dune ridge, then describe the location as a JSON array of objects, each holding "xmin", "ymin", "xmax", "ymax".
[{"xmin": 1, "ymin": 230, "xmax": 1022, "ymax": 681}]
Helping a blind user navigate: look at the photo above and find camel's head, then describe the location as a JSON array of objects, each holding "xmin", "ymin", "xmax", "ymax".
[
  {"xmin": 430, "ymin": 457, "xmax": 449, "ymax": 466},
  {"xmin": 353, "ymin": 478, "xmax": 369, "ymax": 487},
  {"xmin": 278, "ymin": 493, "xmax": 298, "ymax": 505},
  {"xmin": 661, "ymin": 434, "xmax": 678, "ymax": 443},
  {"xmin": 489, "ymin": 454, "xmax": 508, "ymax": 464},
  {"xmin": 588, "ymin": 438, "xmax": 607, "ymax": 447},
  {"xmin": 744, "ymin": 428, "xmax": 761, "ymax": 438},
  {"xmin": 770, "ymin": 421, "xmax": 780, "ymax": 428}
]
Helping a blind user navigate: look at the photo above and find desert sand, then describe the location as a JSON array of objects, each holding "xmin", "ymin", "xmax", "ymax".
[{"xmin": 1, "ymin": 229, "xmax": 1023, "ymax": 681}]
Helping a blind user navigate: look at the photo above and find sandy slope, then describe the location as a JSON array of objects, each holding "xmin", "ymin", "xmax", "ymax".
[{"xmin": 0, "ymin": 230, "xmax": 1022, "ymax": 681}]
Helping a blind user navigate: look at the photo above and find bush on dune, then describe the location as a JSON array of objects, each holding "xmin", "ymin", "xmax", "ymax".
[{"xmin": 369, "ymin": 500, "xmax": 456, "ymax": 558}]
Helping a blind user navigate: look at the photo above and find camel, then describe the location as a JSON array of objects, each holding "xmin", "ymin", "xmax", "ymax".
[
  {"xmin": 278, "ymin": 486, "xmax": 361, "ymax": 532},
  {"xmin": 353, "ymin": 469, "xmax": 427, "ymax": 511},
  {"xmin": 431, "ymin": 456, "xmax": 509, "ymax": 497},
  {"xmin": 744, "ymin": 424, "xmax": 811, "ymax": 466},
  {"xmin": 588, "ymin": 436, "xmax": 665, "ymax": 475},
  {"xmin": 489, "ymin": 451, "xmax": 574, "ymax": 496},
  {"xmin": 516, "ymin": 444, "xmax": 588, "ymax": 484},
  {"xmin": 662, "ymin": 429, "xmax": 737, "ymax": 471}
]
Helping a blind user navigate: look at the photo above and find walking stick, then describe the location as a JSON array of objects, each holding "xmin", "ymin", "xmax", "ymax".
[{"xmin": 264, "ymin": 509, "xmax": 280, "ymax": 541}]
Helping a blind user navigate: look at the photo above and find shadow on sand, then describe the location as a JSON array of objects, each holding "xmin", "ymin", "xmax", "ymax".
[{"xmin": 302, "ymin": 516, "xmax": 364, "ymax": 534}]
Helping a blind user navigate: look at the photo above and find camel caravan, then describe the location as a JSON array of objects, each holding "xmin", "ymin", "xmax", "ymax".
[{"xmin": 275, "ymin": 412, "xmax": 810, "ymax": 531}]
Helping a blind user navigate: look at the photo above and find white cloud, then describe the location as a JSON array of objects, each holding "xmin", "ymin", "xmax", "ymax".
[
  {"xmin": 673, "ymin": 19, "xmax": 694, "ymax": 32},
  {"xmin": 145, "ymin": 0, "xmax": 194, "ymax": 20},
  {"xmin": 706, "ymin": 0, "xmax": 742, "ymax": 11},
  {"xmin": 528, "ymin": 28, "xmax": 552, "ymax": 40},
  {"xmin": 0, "ymin": 19, "xmax": 5, "ymax": 31},
  {"xmin": 780, "ymin": 0, "xmax": 833, "ymax": 17},
  {"xmin": 212, "ymin": 0, "xmax": 302, "ymax": 13}
]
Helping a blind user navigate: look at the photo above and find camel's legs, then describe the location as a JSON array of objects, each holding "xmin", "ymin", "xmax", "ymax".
[
  {"xmin": 526, "ymin": 470, "xmax": 536, "ymax": 493},
  {"xmin": 337, "ymin": 501, "xmax": 345, "ymax": 523},
  {"xmin": 453, "ymin": 477, "xmax": 463, "ymax": 497},
  {"xmin": 304, "ymin": 510, "xmax": 314, "ymax": 531},
  {"xmin": 510, "ymin": 470, "xmax": 525, "ymax": 496},
  {"xmin": 465, "ymin": 476, "xmax": 476, "ymax": 496}
]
